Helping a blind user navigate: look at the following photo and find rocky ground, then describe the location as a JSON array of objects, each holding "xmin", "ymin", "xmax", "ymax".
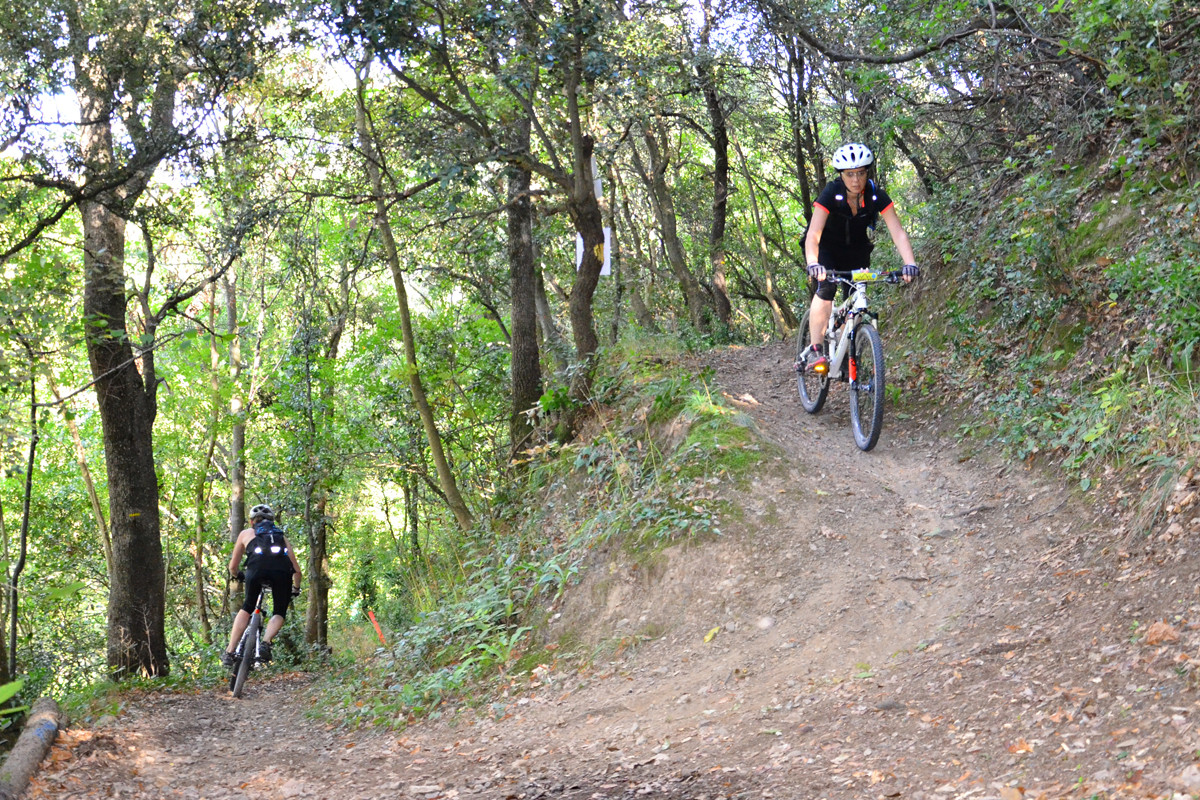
[{"xmin": 24, "ymin": 341, "xmax": 1200, "ymax": 800}]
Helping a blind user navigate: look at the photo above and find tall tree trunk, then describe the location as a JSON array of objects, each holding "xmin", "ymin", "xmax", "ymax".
[
  {"xmin": 304, "ymin": 490, "xmax": 330, "ymax": 648},
  {"xmin": 400, "ymin": 475, "xmax": 421, "ymax": 560},
  {"xmin": 891, "ymin": 130, "xmax": 938, "ymax": 197},
  {"xmin": 631, "ymin": 123, "xmax": 709, "ymax": 330},
  {"xmin": 565, "ymin": 134, "xmax": 606, "ymax": 405},
  {"xmin": 704, "ymin": 88, "xmax": 732, "ymax": 327},
  {"xmin": 558, "ymin": 46, "xmax": 607, "ymax": 411},
  {"xmin": 355, "ymin": 65, "xmax": 474, "ymax": 531},
  {"xmin": 782, "ymin": 37, "xmax": 820, "ymax": 217},
  {"xmin": 48, "ymin": 375, "xmax": 111, "ymax": 573},
  {"xmin": 507, "ymin": 115, "xmax": 542, "ymax": 459},
  {"xmin": 82, "ymin": 192, "xmax": 169, "ymax": 678},
  {"xmin": 73, "ymin": 32, "xmax": 175, "ymax": 679},
  {"xmin": 733, "ymin": 138, "xmax": 795, "ymax": 336},
  {"xmin": 221, "ymin": 273, "xmax": 244, "ymax": 617},
  {"xmin": 0, "ymin": 494, "xmax": 9, "ymax": 684},
  {"xmin": 696, "ymin": 0, "xmax": 732, "ymax": 326},
  {"xmin": 616, "ymin": 174, "xmax": 658, "ymax": 332},
  {"xmin": 302, "ymin": 268, "xmax": 348, "ymax": 648},
  {"xmin": 7, "ymin": 372, "xmax": 35, "ymax": 681},
  {"xmin": 192, "ymin": 463, "xmax": 214, "ymax": 644},
  {"xmin": 534, "ymin": 268, "xmax": 571, "ymax": 373},
  {"xmin": 190, "ymin": 293, "xmax": 222, "ymax": 645},
  {"xmin": 606, "ymin": 163, "xmax": 623, "ymax": 345},
  {"xmin": 226, "ymin": 272, "xmax": 246, "ymax": 544}
]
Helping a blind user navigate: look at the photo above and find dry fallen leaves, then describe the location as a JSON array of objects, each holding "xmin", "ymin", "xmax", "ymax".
[{"xmin": 1142, "ymin": 620, "xmax": 1180, "ymax": 645}]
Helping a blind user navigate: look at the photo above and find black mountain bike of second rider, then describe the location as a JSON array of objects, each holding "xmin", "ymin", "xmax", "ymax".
[{"xmin": 229, "ymin": 581, "xmax": 271, "ymax": 698}]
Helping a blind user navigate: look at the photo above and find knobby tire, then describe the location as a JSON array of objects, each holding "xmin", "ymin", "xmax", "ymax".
[
  {"xmin": 849, "ymin": 323, "xmax": 885, "ymax": 451},
  {"xmin": 230, "ymin": 616, "xmax": 260, "ymax": 698},
  {"xmin": 796, "ymin": 306, "xmax": 830, "ymax": 413}
]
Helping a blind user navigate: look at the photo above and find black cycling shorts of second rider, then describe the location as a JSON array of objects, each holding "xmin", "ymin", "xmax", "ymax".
[{"xmin": 242, "ymin": 567, "xmax": 294, "ymax": 617}]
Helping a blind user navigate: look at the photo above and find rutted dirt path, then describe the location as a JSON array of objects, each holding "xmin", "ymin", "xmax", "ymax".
[{"xmin": 27, "ymin": 341, "xmax": 1200, "ymax": 800}]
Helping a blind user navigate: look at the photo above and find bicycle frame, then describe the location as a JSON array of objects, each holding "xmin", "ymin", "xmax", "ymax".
[
  {"xmin": 816, "ymin": 271, "xmax": 895, "ymax": 382},
  {"xmin": 796, "ymin": 269, "xmax": 900, "ymax": 451},
  {"xmin": 229, "ymin": 585, "xmax": 269, "ymax": 697}
]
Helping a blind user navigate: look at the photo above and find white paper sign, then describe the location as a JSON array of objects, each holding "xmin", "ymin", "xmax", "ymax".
[{"xmin": 575, "ymin": 227, "xmax": 612, "ymax": 276}]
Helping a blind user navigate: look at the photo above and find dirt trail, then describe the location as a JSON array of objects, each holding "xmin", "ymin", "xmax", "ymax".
[{"xmin": 27, "ymin": 341, "xmax": 1200, "ymax": 800}]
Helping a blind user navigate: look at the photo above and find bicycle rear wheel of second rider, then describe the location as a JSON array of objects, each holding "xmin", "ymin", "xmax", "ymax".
[
  {"xmin": 230, "ymin": 616, "xmax": 260, "ymax": 698},
  {"xmin": 796, "ymin": 307, "xmax": 830, "ymax": 413},
  {"xmin": 849, "ymin": 324, "xmax": 885, "ymax": 451}
]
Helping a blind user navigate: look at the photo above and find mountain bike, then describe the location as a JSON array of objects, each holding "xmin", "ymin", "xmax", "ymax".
[
  {"xmin": 795, "ymin": 269, "xmax": 902, "ymax": 452},
  {"xmin": 228, "ymin": 579, "xmax": 270, "ymax": 698}
]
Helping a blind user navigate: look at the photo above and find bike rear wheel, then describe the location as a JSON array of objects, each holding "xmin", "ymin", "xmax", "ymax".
[
  {"xmin": 796, "ymin": 307, "xmax": 830, "ymax": 413},
  {"xmin": 230, "ymin": 616, "xmax": 260, "ymax": 698},
  {"xmin": 849, "ymin": 324, "xmax": 885, "ymax": 451}
]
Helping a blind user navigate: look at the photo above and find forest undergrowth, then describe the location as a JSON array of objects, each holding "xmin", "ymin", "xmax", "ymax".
[
  {"xmin": 887, "ymin": 138, "xmax": 1200, "ymax": 538},
  {"xmin": 309, "ymin": 334, "xmax": 770, "ymax": 730}
]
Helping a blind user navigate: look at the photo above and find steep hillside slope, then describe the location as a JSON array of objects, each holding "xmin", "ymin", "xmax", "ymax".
[{"xmin": 26, "ymin": 340, "xmax": 1200, "ymax": 800}]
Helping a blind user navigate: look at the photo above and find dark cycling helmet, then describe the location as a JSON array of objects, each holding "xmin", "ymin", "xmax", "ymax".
[
  {"xmin": 249, "ymin": 504, "xmax": 274, "ymax": 521},
  {"xmin": 831, "ymin": 143, "xmax": 875, "ymax": 171}
]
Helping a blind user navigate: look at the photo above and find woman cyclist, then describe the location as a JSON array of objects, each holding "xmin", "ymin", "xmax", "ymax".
[
  {"xmin": 222, "ymin": 504, "xmax": 302, "ymax": 667},
  {"xmin": 801, "ymin": 143, "xmax": 920, "ymax": 372}
]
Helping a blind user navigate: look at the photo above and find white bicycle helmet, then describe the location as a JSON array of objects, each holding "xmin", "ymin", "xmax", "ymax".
[
  {"xmin": 249, "ymin": 504, "xmax": 274, "ymax": 521},
  {"xmin": 831, "ymin": 143, "xmax": 875, "ymax": 171}
]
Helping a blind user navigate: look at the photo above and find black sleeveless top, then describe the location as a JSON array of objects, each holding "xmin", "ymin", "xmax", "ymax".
[{"xmin": 810, "ymin": 178, "xmax": 894, "ymax": 269}]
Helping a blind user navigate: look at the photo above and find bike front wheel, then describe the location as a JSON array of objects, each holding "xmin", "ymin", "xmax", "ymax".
[
  {"xmin": 796, "ymin": 307, "xmax": 830, "ymax": 413},
  {"xmin": 230, "ymin": 617, "xmax": 260, "ymax": 698},
  {"xmin": 849, "ymin": 324, "xmax": 885, "ymax": 451}
]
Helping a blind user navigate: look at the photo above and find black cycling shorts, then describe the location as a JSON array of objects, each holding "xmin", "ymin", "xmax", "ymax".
[{"xmin": 242, "ymin": 567, "xmax": 294, "ymax": 617}]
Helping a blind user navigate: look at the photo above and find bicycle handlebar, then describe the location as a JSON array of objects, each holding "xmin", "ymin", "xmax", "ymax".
[{"xmin": 825, "ymin": 270, "xmax": 903, "ymax": 286}]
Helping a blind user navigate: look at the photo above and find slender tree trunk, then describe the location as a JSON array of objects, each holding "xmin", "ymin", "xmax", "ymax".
[
  {"xmin": 704, "ymin": 90, "xmax": 732, "ymax": 327},
  {"xmin": 226, "ymin": 273, "xmax": 246, "ymax": 544},
  {"xmin": 534, "ymin": 269, "xmax": 571, "ymax": 373},
  {"xmin": 507, "ymin": 115, "xmax": 542, "ymax": 459},
  {"xmin": 696, "ymin": 0, "xmax": 732, "ymax": 326},
  {"xmin": 400, "ymin": 477, "xmax": 421, "ymax": 560},
  {"xmin": 221, "ymin": 273, "xmax": 243, "ymax": 617},
  {"xmin": 616, "ymin": 175, "xmax": 658, "ymax": 332},
  {"xmin": 891, "ymin": 130, "xmax": 938, "ymax": 196},
  {"xmin": 782, "ymin": 37, "xmax": 819, "ymax": 217},
  {"xmin": 48, "ymin": 374, "xmax": 111, "ymax": 572},
  {"xmin": 188, "ymin": 293, "xmax": 225, "ymax": 645},
  {"xmin": 606, "ymin": 164, "xmax": 623, "ymax": 345},
  {"xmin": 632, "ymin": 124, "xmax": 709, "ymax": 330},
  {"xmin": 733, "ymin": 138, "xmax": 795, "ymax": 336},
  {"xmin": 302, "ymin": 271, "xmax": 347, "ymax": 647},
  {"xmin": 0, "ymin": 494, "xmax": 8, "ymax": 685},
  {"xmin": 304, "ymin": 491, "xmax": 330, "ymax": 648},
  {"xmin": 192, "ymin": 459, "xmax": 214, "ymax": 645},
  {"xmin": 7, "ymin": 373, "xmax": 35, "ymax": 680},
  {"xmin": 558, "ymin": 47, "xmax": 607, "ymax": 411},
  {"xmin": 355, "ymin": 66, "xmax": 474, "ymax": 531}
]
